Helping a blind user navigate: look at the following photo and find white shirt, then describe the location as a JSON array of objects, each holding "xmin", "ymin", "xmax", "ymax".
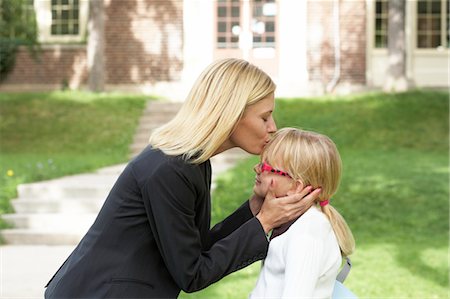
[{"xmin": 250, "ymin": 206, "xmax": 341, "ymax": 299}]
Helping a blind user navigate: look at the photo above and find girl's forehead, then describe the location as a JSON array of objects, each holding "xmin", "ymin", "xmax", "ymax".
[{"xmin": 262, "ymin": 151, "xmax": 286, "ymax": 167}]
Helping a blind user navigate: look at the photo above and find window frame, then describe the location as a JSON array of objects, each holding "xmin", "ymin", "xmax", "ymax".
[
  {"xmin": 374, "ymin": 0, "xmax": 389, "ymax": 48},
  {"xmin": 214, "ymin": 0, "xmax": 277, "ymax": 50},
  {"xmin": 416, "ymin": 0, "xmax": 449, "ymax": 49},
  {"xmin": 251, "ymin": 0, "xmax": 277, "ymax": 49},
  {"xmin": 216, "ymin": 0, "xmax": 241, "ymax": 49},
  {"xmin": 372, "ymin": 0, "xmax": 449, "ymax": 51},
  {"xmin": 34, "ymin": 0, "xmax": 88, "ymax": 43}
]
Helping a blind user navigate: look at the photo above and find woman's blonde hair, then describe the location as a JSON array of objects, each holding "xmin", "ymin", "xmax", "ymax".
[
  {"xmin": 149, "ymin": 58, "xmax": 276, "ymax": 164},
  {"xmin": 262, "ymin": 128, "xmax": 355, "ymax": 257}
]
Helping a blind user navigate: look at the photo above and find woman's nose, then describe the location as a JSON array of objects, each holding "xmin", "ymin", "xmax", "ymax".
[{"xmin": 268, "ymin": 116, "xmax": 277, "ymax": 133}]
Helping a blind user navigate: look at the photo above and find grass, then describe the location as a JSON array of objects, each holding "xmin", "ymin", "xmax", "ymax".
[
  {"xmin": 0, "ymin": 91, "xmax": 150, "ymax": 228},
  {"xmin": 180, "ymin": 90, "xmax": 449, "ymax": 298}
]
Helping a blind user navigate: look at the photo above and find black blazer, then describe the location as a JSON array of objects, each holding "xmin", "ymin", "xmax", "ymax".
[{"xmin": 45, "ymin": 146, "xmax": 269, "ymax": 298}]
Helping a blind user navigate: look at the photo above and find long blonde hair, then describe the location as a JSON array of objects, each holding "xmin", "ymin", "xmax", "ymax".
[
  {"xmin": 262, "ymin": 128, "xmax": 355, "ymax": 257},
  {"xmin": 149, "ymin": 58, "xmax": 276, "ymax": 164}
]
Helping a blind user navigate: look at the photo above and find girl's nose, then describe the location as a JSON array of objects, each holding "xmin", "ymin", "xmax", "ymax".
[{"xmin": 253, "ymin": 163, "xmax": 261, "ymax": 174}]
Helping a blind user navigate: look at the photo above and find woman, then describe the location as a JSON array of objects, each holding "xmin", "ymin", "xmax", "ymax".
[
  {"xmin": 249, "ymin": 128, "xmax": 355, "ymax": 298},
  {"xmin": 44, "ymin": 59, "xmax": 321, "ymax": 298}
]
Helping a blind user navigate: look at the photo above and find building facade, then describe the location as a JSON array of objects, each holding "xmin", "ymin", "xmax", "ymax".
[{"xmin": 1, "ymin": 0, "xmax": 448, "ymax": 99}]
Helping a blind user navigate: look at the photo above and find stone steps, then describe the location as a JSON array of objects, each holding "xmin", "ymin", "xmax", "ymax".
[
  {"xmin": 11, "ymin": 198, "xmax": 105, "ymax": 214},
  {"xmin": 130, "ymin": 101, "xmax": 181, "ymax": 158},
  {"xmin": 0, "ymin": 165, "xmax": 123, "ymax": 245},
  {"xmin": 1, "ymin": 229, "xmax": 86, "ymax": 245},
  {"xmin": 2, "ymin": 213, "xmax": 97, "ymax": 232}
]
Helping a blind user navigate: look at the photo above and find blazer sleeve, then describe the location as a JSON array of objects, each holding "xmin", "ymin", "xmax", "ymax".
[
  {"xmin": 141, "ymin": 160, "xmax": 269, "ymax": 293},
  {"xmin": 207, "ymin": 201, "xmax": 254, "ymax": 249}
]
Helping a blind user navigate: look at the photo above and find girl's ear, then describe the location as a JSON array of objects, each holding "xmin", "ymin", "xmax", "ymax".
[{"xmin": 289, "ymin": 179, "xmax": 304, "ymax": 193}]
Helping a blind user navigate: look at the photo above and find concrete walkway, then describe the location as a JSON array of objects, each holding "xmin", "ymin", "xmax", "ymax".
[{"xmin": 1, "ymin": 245, "xmax": 75, "ymax": 298}]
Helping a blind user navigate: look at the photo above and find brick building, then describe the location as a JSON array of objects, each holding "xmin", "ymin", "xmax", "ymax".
[{"xmin": 1, "ymin": 0, "xmax": 448, "ymax": 99}]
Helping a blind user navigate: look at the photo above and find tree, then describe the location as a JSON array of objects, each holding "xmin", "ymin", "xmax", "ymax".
[
  {"xmin": 383, "ymin": 0, "xmax": 409, "ymax": 92},
  {"xmin": 0, "ymin": 0, "xmax": 39, "ymax": 81},
  {"xmin": 87, "ymin": 0, "xmax": 105, "ymax": 92}
]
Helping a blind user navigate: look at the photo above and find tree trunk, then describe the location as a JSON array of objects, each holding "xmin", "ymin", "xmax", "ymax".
[
  {"xmin": 383, "ymin": 0, "xmax": 408, "ymax": 92},
  {"xmin": 87, "ymin": 0, "xmax": 105, "ymax": 92}
]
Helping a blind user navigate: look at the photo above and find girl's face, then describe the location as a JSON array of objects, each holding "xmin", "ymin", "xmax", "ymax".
[
  {"xmin": 228, "ymin": 93, "xmax": 277, "ymax": 155},
  {"xmin": 253, "ymin": 161, "xmax": 298, "ymax": 198}
]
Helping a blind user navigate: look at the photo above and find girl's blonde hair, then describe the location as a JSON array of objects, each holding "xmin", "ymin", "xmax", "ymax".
[
  {"xmin": 149, "ymin": 58, "xmax": 276, "ymax": 164},
  {"xmin": 262, "ymin": 128, "xmax": 355, "ymax": 257}
]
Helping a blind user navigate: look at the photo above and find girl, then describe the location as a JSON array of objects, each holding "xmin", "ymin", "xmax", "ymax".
[{"xmin": 250, "ymin": 128, "xmax": 355, "ymax": 298}]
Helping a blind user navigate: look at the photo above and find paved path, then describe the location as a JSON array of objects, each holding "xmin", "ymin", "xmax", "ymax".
[{"xmin": 1, "ymin": 245, "xmax": 75, "ymax": 298}]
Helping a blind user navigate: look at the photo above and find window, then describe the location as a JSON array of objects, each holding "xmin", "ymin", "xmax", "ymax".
[
  {"xmin": 417, "ymin": 0, "xmax": 449, "ymax": 48},
  {"xmin": 374, "ymin": 0, "xmax": 449, "ymax": 49},
  {"xmin": 374, "ymin": 0, "xmax": 388, "ymax": 48},
  {"xmin": 216, "ymin": 0, "xmax": 240, "ymax": 49},
  {"xmin": 34, "ymin": 0, "xmax": 88, "ymax": 43},
  {"xmin": 51, "ymin": 0, "xmax": 79, "ymax": 35},
  {"xmin": 215, "ymin": 0, "xmax": 277, "ymax": 49},
  {"xmin": 252, "ymin": 0, "xmax": 276, "ymax": 48}
]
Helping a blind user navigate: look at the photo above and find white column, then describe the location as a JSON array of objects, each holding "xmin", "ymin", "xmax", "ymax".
[
  {"xmin": 182, "ymin": 0, "xmax": 215, "ymax": 99},
  {"xmin": 276, "ymin": 0, "xmax": 309, "ymax": 97},
  {"xmin": 239, "ymin": 0, "xmax": 252, "ymax": 61}
]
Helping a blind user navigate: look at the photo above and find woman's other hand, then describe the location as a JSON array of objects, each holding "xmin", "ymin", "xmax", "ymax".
[{"xmin": 256, "ymin": 182, "xmax": 321, "ymax": 234}]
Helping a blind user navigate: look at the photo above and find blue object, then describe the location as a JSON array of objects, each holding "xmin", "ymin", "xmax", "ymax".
[{"xmin": 332, "ymin": 280, "xmax": 358, "ymax": 299}]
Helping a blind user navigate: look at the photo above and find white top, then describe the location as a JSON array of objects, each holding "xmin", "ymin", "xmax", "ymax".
[{"xmin": 249, "ymin": 206, "xmax": 341, "ymax": 299}]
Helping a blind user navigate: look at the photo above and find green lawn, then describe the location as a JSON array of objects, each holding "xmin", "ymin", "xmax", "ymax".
[
  {"xmin": 0, "ymin": 91, "xmax": 150, "ymax": 227},
  {"xmin": 181, "ymin": 90, "xmax": 449, "ymax": 298}
]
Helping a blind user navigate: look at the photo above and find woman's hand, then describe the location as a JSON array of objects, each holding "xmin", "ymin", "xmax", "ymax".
[
  {"xmin": 256, "ymin": 181, "xmax": 321, "ymax": 234},
  {"xmin": 249, "ymin": 194, "xmax": 264, "ymax": 216}
]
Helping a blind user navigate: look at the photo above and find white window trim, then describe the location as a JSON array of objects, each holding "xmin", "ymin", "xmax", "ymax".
[
  {"xmin": 34, "ymin": 0, "xmax": 88, "ymax": 43},
  {"xmin": 366, "ymin": 0, "xmax": 375, "ymax": 86}
]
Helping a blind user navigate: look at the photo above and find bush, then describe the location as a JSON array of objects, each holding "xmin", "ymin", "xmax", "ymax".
[
  {"xmin": 0, "ymin": 38, "xmax": 19, "ymax": 81},
  {"xmin": 0, "ymin": 0, "xmax": 39, "ymax": 81}
]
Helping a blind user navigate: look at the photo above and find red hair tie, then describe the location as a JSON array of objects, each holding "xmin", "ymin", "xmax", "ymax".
[{"xmin": 320, "ymin": 199, "xmax": 329, "ymax": 207}]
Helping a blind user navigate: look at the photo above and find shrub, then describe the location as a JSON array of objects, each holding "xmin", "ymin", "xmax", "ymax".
[{"xmin": 0, "ymin": 0, "xmax": 39, "ymax": 81}]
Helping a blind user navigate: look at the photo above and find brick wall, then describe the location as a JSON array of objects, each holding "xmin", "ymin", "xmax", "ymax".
[
  {"xmin": 104, "ymin": 0, "xmax": 183, "ymax": 84},
  {"xmin": 1, "ymin": 0, "xmax": 183, "ymax": 88},
  {"xmin": 2, "ymin": 46, "xmax": 87, "ymax": 88},
  {"xmin": 307, "ymin": 0, "xmax": 366, "ymax": 89}
]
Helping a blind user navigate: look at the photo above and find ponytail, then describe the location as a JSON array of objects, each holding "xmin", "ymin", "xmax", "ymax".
[{"xmin": 320, "ymin": 203, "xmax": 355, "ymax": 257}]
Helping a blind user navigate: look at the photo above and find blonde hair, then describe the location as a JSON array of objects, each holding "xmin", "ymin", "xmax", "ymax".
[
  {"xmin": 149, "ymin": 58, "xmax": 276, "ymax": 164},
  {"xmin": 262, "ymin": 128, "xmax": 355, "ymax": 257}
]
